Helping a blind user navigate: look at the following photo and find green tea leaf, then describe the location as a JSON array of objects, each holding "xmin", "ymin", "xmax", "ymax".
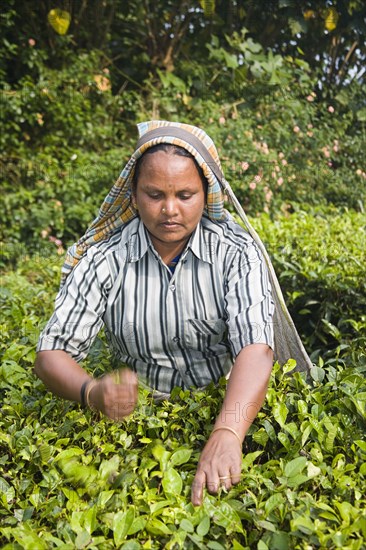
[
  {"xmin": 152, "ymin": 442, "xmax": 171, "ymax": 470},
  {"xmin": 270, "ymin": 531, "xmax": 290, "ymax": 550},
  {"xmin": 291, "ymin": 514, "xmax": 314, "ymax": 534},
  {"xmin": 150, "ymin": 499, "xmax": 173, "ymax": 515},
  {"xmin": 207, "ymin": 542, "xmax": 226, "ymax": 550},
  {"xmin": 232, "ymin": 541, "xmax": 247, "ymax": 550},
  {"xmin": 113, "ymin": 508, "xmax": 135, "ymax": 546},
  {"xmin": 256, "ymin": 519, "xmax": 277, "ymax": 532},
  {"xmin": 196, "ymin": 515, "xmax": 210, "ymax": 537},
  {"xmin": 301, "ymin": 422, "xmax": 312, "ymax": 446},
  {"xmin": 53, "ymin": 447, "xmax": 84, "ymax": 461},
  {"xmin": 264, "ymin": 493, "xmax": 284, "ymax": 515},
  {"xmin": 146, "ymin": 517, "xmax": 172, "ymax": 535},
  {"xmin": 311, "ymin": 365, "xmax": 326, "ymax": 382},
  {"xmin": 83, "ymin": 505, "xmax": 97, "ymax": 535},
  {"xmin": 169, "ymin": 448, "xmax": 192, "ymax": 466},
  {"xmin": 121, "ymin": 540, "xmax": 141, "ymax": 550},
  {"xmin": 286, "ymin": 474, "xmax": 309, "ymax": 487},
  {"xmin": 98, "ymin": 490, "xmax": 115, "ymax": 507},
  {"xmin": 284, "ymin": 456, "xmax": 307, "ymax": 478},
  {"xmin": 121, "ymin": 542, "xmax": 141, "ymax": 550},
  {"xmin": 354, "ymin": 440, "xmax": 366, "ymax": 452},
  {"xmin": 273, "ymin": 402, "xmax": 288, "ymax": 428},
  {"xmin": 162, "ymin": 467, "xmax": 182, "ymax": 496},
  {"xmin": 128, "ymin": 516, "xmax": 147, "ymax": 535},
  {"xmin": 252, "ymin": 428, "xmax": 269, "ymax": 446},
  {"xmin": 180, "ymin": 518, "xmax": 194, "ymax": 533},
  {"xmin": 75, "ymin": 530, "xmax": 91, "ymax": 549},
  {"xmin": 242, "ymin": 451, "xmax": 263, "ymax": 470},
  {"xmin": 306, "ymin": 462, "xmax": 321, "ymax": 478},
  {"xmin": 278, "ymin": 431, "xmax": 291, "ymax": 450}
]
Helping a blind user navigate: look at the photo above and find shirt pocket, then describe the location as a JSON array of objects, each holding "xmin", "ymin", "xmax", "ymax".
[{"xmin": 185, "ymin": 318, "xmax": 227, "ymax": 352}]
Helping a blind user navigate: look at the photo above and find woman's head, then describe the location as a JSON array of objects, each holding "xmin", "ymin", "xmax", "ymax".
[{"xmin": 131, "ymin": 144, "xmax": 208, "ymax": 258}]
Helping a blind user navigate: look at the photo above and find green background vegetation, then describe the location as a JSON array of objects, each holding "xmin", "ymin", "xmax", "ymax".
[{"xmin": 1, "ymin": 1, "xmax": 365, "ymax": 548}]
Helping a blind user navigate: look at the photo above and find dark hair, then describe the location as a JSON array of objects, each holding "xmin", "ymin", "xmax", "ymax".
[{"xmin": 132, "ymin": 143, "xmax": 208, "ymax": 196}]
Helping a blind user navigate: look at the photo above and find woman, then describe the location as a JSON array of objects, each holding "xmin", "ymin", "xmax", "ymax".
[{"xmin": 35, "ymin": 120, "xmax": 312, "ymax": 506}]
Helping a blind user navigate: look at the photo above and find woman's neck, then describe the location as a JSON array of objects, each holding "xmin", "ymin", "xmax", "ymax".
[{"xmin": 148, "ymin": 233, "xmax": 189, "ymax": 266}]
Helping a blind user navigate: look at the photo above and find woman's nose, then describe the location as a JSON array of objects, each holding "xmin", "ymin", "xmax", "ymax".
[{"xmin": 163, "ymin": 198, "xmax": 178, "ymax": 215}]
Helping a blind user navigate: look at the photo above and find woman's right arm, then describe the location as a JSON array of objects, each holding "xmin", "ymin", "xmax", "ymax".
[
  {"xmin": 34, "ymin": 350, "xmax": 92, "ymax": 402},
  {"xmin": 35, "ymin": 249, "xmax": 138, "ymax": 419},
  {"xmin": 34, "ymin": 351, "xmax": 138, "ymax": 420}
]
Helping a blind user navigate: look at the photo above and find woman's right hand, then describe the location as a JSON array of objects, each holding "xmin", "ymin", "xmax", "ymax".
[{"xmin": 88, "ymin": 368, "xmax": 138, "ymax": 420}]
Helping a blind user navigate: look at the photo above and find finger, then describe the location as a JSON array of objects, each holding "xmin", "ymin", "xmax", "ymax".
[
  {"xmin": 120, "ymin": 369, "xmax": 138, "ymax": 402},
  {"xmin": 206, "ymin": 476, "xmax": 220, "ymax": 495},
  {"xmin": 191, "ymin": 471, "xmax": 206, "ymax": 506},
  {"xmin": 230, "ymin": 469, "xmax": 242, "ymax": 485},
  {"xmin": 106, "ymin": 369, "xmax": 137, "ymax": 420},
  {"xmin": 105, "ymin": 387, "xmax": 135, "ymax": 420},
  {"xmin": 119, "ymin": 368, "xmax": 138, "ymax": 388},
  {"xmin": 217, "ymin": 473, "xmax": 232, "ymax": 491},
  {"xmin": 115, "ymin": 391, "xmax": 136, "ymax": 419}
]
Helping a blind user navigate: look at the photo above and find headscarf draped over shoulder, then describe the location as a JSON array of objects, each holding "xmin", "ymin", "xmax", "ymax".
[{"xmin": 61, "ymin": 120, "xmax": 313, "ymax": 372}]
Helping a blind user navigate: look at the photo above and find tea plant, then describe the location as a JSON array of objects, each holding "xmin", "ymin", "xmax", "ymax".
[{"xmin": 1, "ymin": 209, "xmax": 365, "ymax": 549}]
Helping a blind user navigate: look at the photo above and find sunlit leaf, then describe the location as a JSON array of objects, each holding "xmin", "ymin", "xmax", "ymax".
[
  {"xmin": 162, "ymin": 467, "xmax": 182, "ymax": 496},
  {"xmin": 324, "ymin": 8, "xmax": 339, "ymax": 31},
  {"xmin": 113, "ymin": 509, "xmax": 135, "ymax": 546},
  {"xmin": 47, "ymin": 9, "xmax": 71, "ymax": 35},
  {"xmin": 199, "ymin": 0, "xmax": 215, "ymax": 17},
  {"xmin": 180, "ymin": 518, "xmax": 194, "ymax": 533},
  {"xmin": 284, "ymin": 456, "xmax": 307, "ymax": 478},
  {"xmin": 196, "ymin": 515, "xmax": 210, "ymax": 536},
  {"xmin": 169, "ymin": 448, "xmax": 192, "ymax": 466}
]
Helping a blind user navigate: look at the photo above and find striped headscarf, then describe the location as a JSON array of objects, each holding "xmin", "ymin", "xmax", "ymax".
[{"xmin": 61, "ymin": 120, "xmax": 313, "ymax": 372}]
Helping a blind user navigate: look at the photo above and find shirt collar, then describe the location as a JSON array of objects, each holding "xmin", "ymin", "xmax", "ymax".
[
  {"xmin": 127, "ymin": 219, "xmax": 150, "ymax": 262},
  {"xmin": 127, "ymin": 218, "xmax": 215, "ymax": 264},
  {"xmin": 188, "ymin": 221, "xmax": 214, "ymax": 264}
]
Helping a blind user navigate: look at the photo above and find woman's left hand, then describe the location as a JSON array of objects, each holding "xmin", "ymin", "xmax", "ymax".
[{"xmin": 191, "ymin": 429, "xmax": 242, "ymax": 506}]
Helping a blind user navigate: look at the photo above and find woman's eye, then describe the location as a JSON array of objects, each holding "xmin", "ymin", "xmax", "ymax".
[
  {"xmin": 179, "ymin": 194, "xmax": 192, "ymax": 200},
  {"xmin": 148, "ymin": 193, "xmax": 161, "ymax": 199}
]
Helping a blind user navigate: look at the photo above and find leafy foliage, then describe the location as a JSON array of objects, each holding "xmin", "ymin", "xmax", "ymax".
[
  {"xmin": 1, "ymin": 211, "xmax": 365, "ymax": 548},
  {"xmin": 249, "ymin": 207, "xmax": 366, "ymax": 364}
]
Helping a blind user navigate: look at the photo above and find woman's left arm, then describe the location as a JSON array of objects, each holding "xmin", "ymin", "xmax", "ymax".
[{"xmin": 191, "ymin": 343, "xmax": 273, "ymax": 506}]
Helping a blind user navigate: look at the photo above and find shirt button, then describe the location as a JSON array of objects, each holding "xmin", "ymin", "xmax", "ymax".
[
  {"xmin": 172, "ymin": 336, "xmax": 179, "ymax": 343},
  {"xmin": 169, "ymin": 284, "xmax": 176, "ymax": 292}
]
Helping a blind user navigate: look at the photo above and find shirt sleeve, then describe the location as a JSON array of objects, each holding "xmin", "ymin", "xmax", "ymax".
[
  {"xmin": 36, "ymin": 247, "xmax": 111, "ymax": 362},
  {"xmin": 224, "ymin": 239, "xmax": 275, "ymax": 358}
]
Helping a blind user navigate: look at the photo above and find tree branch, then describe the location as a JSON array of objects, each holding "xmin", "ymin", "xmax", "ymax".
[{"xmin": 337, "ymin": 40, "xmax": 359, "ymax": 87}]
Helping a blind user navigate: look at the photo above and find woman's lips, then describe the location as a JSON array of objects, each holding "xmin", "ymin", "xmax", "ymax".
[
  {"xmin": 159, "ymin": 222, "xmax": 183, "ymax": 231},
  {"xmin": 160, "ymin": 222, "xmax": 181, "ymax": 227}
]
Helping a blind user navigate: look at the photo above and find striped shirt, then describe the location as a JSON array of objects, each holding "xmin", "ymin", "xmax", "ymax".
[{"xmin": 37, "ymin": 214, "xmax": 274, "ymax": 393}]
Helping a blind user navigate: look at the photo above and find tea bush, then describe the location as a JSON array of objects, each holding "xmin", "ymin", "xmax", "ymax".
[
  {"xmin": 1, "ymin": 209, "xmax": 365, "ymax": 549},
  {"xmin": 249, "ymin": 206, "xmax": 366, "ymax": 365}
]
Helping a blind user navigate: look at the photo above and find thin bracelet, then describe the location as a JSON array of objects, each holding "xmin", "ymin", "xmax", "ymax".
[
  {"xmin": 211, "ymin": 426, "xmax": 242, "ymax": 445},
  {"xmin": 80, "ymin": 380, "xmax": 90, "ymax": 408},
  {"xmin": 85, "ymin": 379, "xmax": 98, "ymax": 410}
]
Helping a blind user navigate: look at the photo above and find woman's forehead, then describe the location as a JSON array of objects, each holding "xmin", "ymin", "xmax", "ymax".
[{"xmin": 137, "ymin": 150, "xmax": 201, "ymax": 177}]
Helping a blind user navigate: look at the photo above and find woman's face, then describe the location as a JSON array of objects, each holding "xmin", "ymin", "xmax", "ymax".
[{"xmin": 133, "ymin": 151, "xmax": 206, "ymax": 257}]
